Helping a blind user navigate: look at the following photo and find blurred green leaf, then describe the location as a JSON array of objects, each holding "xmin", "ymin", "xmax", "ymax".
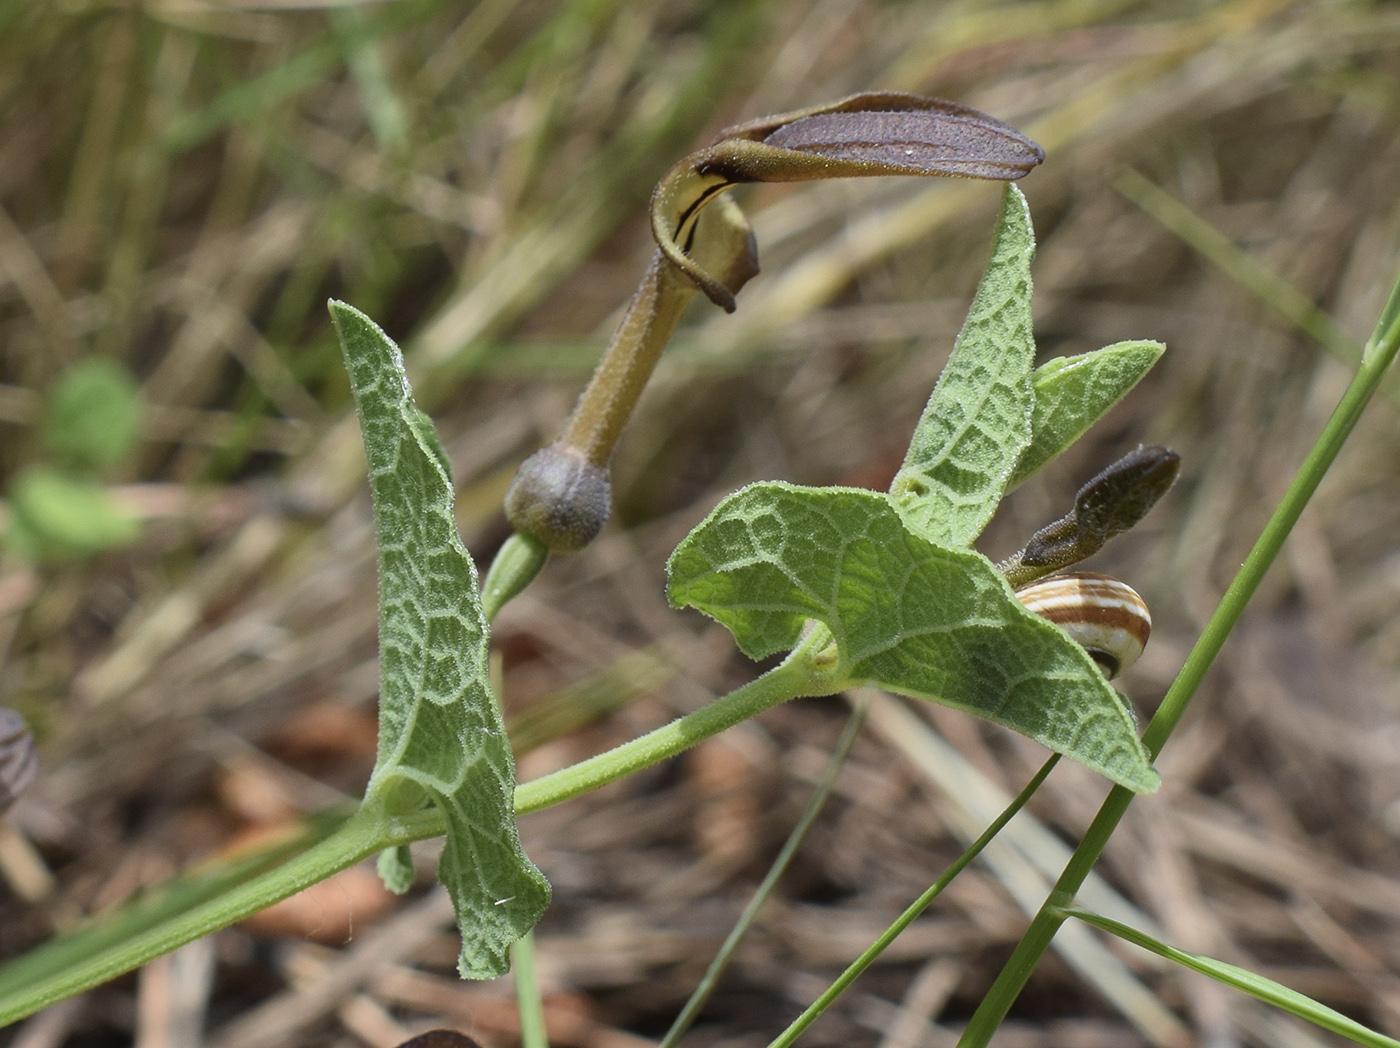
[
  {"xmin": 4, "ymin": 468, "xmax": 139, "ymax": 562},
  {"xmin": 44, "ymin": 359, "xmax": 141, "ymax": 473},
  {"xmin": 164, "ymin": 0, "xmax": 444, "ymax": 155},
  {"xmin": 331, "ymin": 5, "xmax": 408, "ymax": 149}
]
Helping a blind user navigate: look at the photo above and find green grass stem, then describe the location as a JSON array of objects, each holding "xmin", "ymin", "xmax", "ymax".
[
  {"xmin": 955, "ymin": 263, "xmax": 1400, "ymax": 1048},
  {"xmin": 769, "ymin": 754, "xmax": 1062, "ymax": 1048},
  {"xmin": 0, "ymin": 802, "xmax": 439, "ymax": 1026},
  {"xmin": 1114, "ymin": 169, "xmax": 1366, "ymax": 372},
  {"xmin": 513, "ymin": 932, "xmax": 550, "ymax": 1048},
  {"xmin": 1068, "ymin": 909, "xmax": 1400, "ymax": 1048},
  {"xmin": 659, "ymin": 698, "xmax": 870, "ymax": 1048}
]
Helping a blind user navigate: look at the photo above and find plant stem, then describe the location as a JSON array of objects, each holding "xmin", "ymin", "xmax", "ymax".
[
  {"xmin": 956, "ymin": 267, "xmax": 1400, "ymax": 1048},
  {"xmin": 495, "ymin": 634, "xmax": 837, "ymax": 822},
  {"xmin": 1068, "ymin": 908, "xmax": 1400, "ymax": 1048},
  {"xmin": 0, "ymin": 626, "xmax": 840, "ymax": 1025},
  {"xmin": 515, "ymin": 641, "xmax": 829, "ymax": 816},
  {"xmin": 481, "ymin": 532, "xmax": 550, "ymax": 621},
  {"xmin": 560, "ymin": 254, "xmax": 696, "ymax": 467},
  {"xmin": 0, "ymin": 802, "xmax": 438, "ymax": 1027},
  {"xmin": 660, "ymin": 697, "xmax": 870, "ymax": 1048},
  {"xmin": 514, "ymin": 932, "xmax": 550, "ymax": 1048},
  {"xmin": 770, "ymin": 754, "xmax": 1061, "ymax": 1048}
]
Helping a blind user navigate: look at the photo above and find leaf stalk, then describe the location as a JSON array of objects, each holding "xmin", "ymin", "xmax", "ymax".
[{"xmin": 515, "ymin": 629, "xmax": 836, "ymax": 816}]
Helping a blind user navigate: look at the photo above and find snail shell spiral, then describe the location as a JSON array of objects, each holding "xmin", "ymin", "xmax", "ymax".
[
  {"xmin": 0, "ymin": 707, "xmax": 37, "ymax": 811},
  {"xmin": 1014, "ymin": 572, "xmax": 1151, "ymax": 680}
]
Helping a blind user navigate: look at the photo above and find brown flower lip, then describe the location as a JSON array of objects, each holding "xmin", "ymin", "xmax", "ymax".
[
  {"xmin": 719, "ymin": 92, "xmax": 1045, "ymax": 180},
  {"xmin": 654, "ymin": 92, "xmax": 1045, "ymax": 311}
]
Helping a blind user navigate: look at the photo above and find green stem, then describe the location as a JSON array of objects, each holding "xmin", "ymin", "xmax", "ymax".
[
  {"xmin": 385, "ymin": 632, "xmax": 833, "ymax": 831},
  {"xmin": 481, "ymin": 532, "xmax": 550, "ymax": 623},
  {"xmin": 956, "ymin": 269, "xmax": 1400, "ymax": 1048},
  {"xmin": 560, "ymin": 254, "xmax": 696, "ymax": 467},
  {"xmin": 660, "ymin": 698, "xmax": 870, "ymax": 1048},
  {"xmin": 516, "ymin": 641, "xmax": 829, "ymax": 816},
  {"xmin": 0, "ymin": 802, "xmax": 439, "ymax": 1027},
  {"xmin": 514, "ymin": 932, "xmax": 549, "ymax": 1048},
  {"xmin": 1067, "ymin": 908, "xmax": 1400, "ymax": 1048},
  {"xmin": 0, "ymin": 631, "xmax": 833, "ymax": 1026},
  {"xmin": 770, "ymin": 754, "xmax": 1061, "ymax": 1048}
]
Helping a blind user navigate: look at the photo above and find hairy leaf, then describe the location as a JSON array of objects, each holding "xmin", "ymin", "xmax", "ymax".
[
  {"xmin": 668, "ymin": 482, "xmax": 1158, "ymax": 793},
  {"xmin": 889, "ymin": 185, "xmax": 1036, "ymax": 547},
  {"xmin": 332, "ymin": 301, "xmax": 549, "ymax": 979},
  {"xmin": 1010, "ymin": 341, "xmax": 1165, "ymax": 488}
]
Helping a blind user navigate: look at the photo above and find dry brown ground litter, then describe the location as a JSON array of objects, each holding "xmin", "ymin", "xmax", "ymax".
[{"xmin": 3, "ymin": 1, "xmax": 1400, "ymax": 1045}]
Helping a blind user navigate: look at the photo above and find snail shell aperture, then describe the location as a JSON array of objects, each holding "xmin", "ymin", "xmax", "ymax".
[{"xmin": 1014, "ymin": 572, "xmax": 1151, "ymax": 680}]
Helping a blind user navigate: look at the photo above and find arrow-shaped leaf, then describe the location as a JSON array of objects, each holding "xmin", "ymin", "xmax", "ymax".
[
  {"xmin": 332, "ymin": 301, "xmax": 550, "ymax": 979},
  {"xmin": 1009, "ymin": 341, "xmax": 1165, "ymax": 489},
  {"xmin": 668, "ymin": 482, "xmax": 1158, "ymax": 793},
  {"xmin": 889, "ymin": 185, "xmax": 1036, "ymax": 547}
]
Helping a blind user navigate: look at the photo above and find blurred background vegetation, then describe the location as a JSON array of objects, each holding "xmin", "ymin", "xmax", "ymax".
[{"xmin": 3, "ymin": 0, "xmax": 1400, "ymax": 1044}]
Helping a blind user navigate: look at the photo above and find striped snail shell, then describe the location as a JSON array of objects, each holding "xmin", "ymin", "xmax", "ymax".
[
  {"xmin": 0, "ymin": 707, "xmax": 37, "ymax": 812},
  {"xmin": 1014, "ymin": 572, "xmax": 1151, "ymax": 680}
]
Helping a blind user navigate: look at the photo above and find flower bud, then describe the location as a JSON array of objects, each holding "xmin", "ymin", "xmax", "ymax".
[
  {"xmin": 504, "ymin": 443, "xmax": 612, "ymax": 553},
  {"xmin": 999, "ymin": 445, "xmax": 1179, "ymax": 587}
]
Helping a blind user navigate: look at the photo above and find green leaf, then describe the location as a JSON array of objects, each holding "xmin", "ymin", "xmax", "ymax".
[
  {"xmin": 1009, "ymin": 341, "xmax": 1165, "ymax": 488},
  {"xmin": 668, "ymin": 482, "xmax": 1158, "ymax": 793},
  {"xmin": 890, "ymin": 184, "xmax": 1036, "ymax": 547},
  {"xmin": 376, "ymin": 845, "xmax": 415, "ymax": 895},
  {"xmin": 330, "ymin": 301, "xmax": 549, "ymax": 979},
  {"xmin": 4, "ymin": 468, "xmax": 140, "ymax": 561},
  {"xmin": 1069, "ymin": 909, "xmax": 1400, "ymax": 1048},
  {"xmin": 44, "ymin": 358, "xmax": 141, "ymax": 473}
]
